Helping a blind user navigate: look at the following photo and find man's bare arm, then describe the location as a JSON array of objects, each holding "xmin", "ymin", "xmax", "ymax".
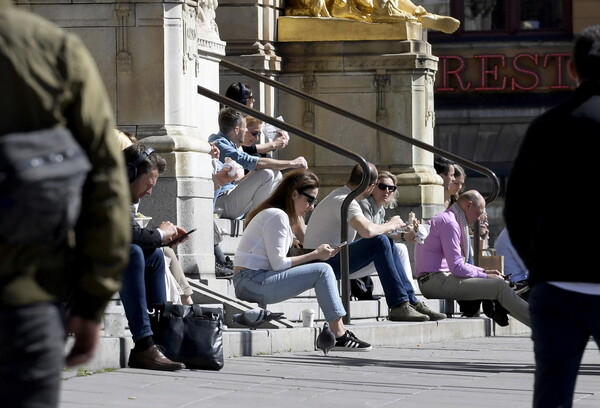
[
  {"xmin": 255, "ymin": 156, "xmax": 308, "ymax": 171},
  {"xmin": 349, "ymin": 215, "xmax": 404, "ymax": 239}
]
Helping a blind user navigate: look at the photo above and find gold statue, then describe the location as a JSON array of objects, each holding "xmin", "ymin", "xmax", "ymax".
[
  {"xmin": 284, "ymin": 0, "xmax": 460, "ymax": 34},
  {"xmin": 284, "ymin": 0, "xmax": 332, "ymax": 17}
]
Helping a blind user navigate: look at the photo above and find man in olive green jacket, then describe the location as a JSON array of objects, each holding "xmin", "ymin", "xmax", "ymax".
[{"xmin": 0, "ymin": 1, "xmax": 131, "ymax": 406}]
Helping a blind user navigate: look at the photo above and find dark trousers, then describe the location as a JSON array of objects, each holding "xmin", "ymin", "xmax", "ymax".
[
  {"xmin": 120, "ymin": 244, "xmax": 166, "ymax": 342},
  {"xmin": 530, "ymin": 283, "xmax": 600, "ymax": 408},
  {"xmin": 326, "ymin": 234, "xmax": 416, "ymax": 309},
  {"xmin": 0, "ymin": 303, "xmax": 65, "ymax": 408}
]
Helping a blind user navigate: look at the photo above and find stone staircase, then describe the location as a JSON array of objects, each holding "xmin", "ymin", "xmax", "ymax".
[{"xmin": 75, "ymin": 217, "xmax": 530, "ymax": 371}]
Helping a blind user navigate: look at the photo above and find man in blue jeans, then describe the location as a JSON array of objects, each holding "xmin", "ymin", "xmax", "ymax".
[
  {"xmin": 304, "ymin": 163, "xmax": 445, "ymax": 321},
  {"xmin": 505, "ymin": 25, "xmax": 600, "ymax": 408},
  {"xmin": 121, "ymin": 144, "xmax": 189, "ymax": 371}
]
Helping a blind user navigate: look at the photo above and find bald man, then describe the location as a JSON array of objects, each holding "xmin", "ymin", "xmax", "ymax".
[{"xmin": 414, "ymin": 190, "xmax": 530, "ymax": 326}]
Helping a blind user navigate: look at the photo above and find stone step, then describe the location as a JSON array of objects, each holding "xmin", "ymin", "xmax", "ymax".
[{"xmin": 72, "ymin": 315, "xmax": 530, "ymax": 372}]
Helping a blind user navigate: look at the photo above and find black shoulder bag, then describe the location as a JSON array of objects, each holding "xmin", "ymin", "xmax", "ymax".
[{"xmin": 149, "ymin": 302, "xmax": 225, "ymax": 371}]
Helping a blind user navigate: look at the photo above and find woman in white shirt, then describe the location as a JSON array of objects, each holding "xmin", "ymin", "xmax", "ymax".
[{"xmin": 233, "ymin": 170, "xmax": 372, "ymax": 351}]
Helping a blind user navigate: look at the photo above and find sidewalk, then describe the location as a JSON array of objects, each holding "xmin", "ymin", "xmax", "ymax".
[{"xmin": 60, "ymin": 335, "xmax": 600, "ymax": 407}]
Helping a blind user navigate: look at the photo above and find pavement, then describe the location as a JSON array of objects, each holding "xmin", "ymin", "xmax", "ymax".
[{"xmin": 60, "ymin": 334, "xmax": 600, "ymax": 408}]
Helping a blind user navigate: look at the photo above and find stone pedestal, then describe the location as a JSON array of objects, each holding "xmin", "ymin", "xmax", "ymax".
[
  {"xmin": 276, "ymin": 28, "xmax": 444, "ymax": 219},
  {"xmin": 215, "ymin": 0, "xmax": 283, "ymax": 118}
]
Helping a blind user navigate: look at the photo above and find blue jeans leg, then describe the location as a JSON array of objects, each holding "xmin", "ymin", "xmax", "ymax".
[
  {"xmin": 530, "ymin": 283, "xmax": 600, "ymax": 408},
  {"xmin": 326, "ymin": 235, "xmax": 413, "ymax": 308},
  {"xmin": 0, "ymin": 303, "xmax": 65, "ymax": 408},
  {"xmin": 120, "ymin": 245, "xmax": 166, "ymax": 342},
  {"xmin": 233, "ymin": 262, "xmax": 346, "ymax": 322}
]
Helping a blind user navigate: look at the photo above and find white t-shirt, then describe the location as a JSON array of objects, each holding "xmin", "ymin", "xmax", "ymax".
[
  {"xmin": 304, "ymin": 185, "xmax": 364, "ymax": 248},
  {"xmin": 234, "ymin": 208, "xmax": 293, "ymax": 271}
]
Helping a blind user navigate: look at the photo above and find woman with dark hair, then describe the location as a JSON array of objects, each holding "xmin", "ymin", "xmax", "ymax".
[
  {"xmin": 225, "ymin": 82, "xmax": 255, "ymax": 107},
  {"xmin": 224, "ymin": 82, "xmax": 289, "ymax": 157},
  {"xmin": 447, "ymin": 163, "xmax": 465, "ymax": 207},
  {"xmin": 434, "ymin": 155, "xmax": 456, "ymax": 208},
  {"xmin": 233, "ymin": 169, "xmax": 372, "ymax": 351}
]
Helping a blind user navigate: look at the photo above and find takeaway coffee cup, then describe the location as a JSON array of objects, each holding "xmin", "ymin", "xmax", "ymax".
[{"xmin": 302, "ymin": 308, "xmax": 315, "ymax": 327}]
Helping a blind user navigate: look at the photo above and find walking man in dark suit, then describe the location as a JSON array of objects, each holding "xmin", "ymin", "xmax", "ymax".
[{"xmin": 505, "ymin": 25, "xmax": 600, "ymax": 408}]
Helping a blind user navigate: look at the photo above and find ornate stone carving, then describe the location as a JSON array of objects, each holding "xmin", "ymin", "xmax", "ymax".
[
  {"xmin": 302, "ymin": 71, "xmax": 317, "ymax": 131},
  {"xmin": 196, "ymin": 0, "xmax": 220, "ymax": 39},
  {"xmin": 425, "ymin": 74, "xmax": 435, "ymax": 127},
  {"xmin": 115, "ymin": 4, "xmax": 131, "ymax": 73},
  {"xmin": 374, "ymin": 71, "xmax": 390, "ymax": 125},
  {"xmin": 182, "ymin": 2, "xmax": 225, "ymax": 75},
  {"xmin": 183, "ymin": 5, "xmax": 197, "ymax": 75}
]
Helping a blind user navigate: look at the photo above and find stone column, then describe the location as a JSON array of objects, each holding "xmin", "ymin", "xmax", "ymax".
[{"xmin": 23, "ymin": 0, "xmax": 226, "ymax": 279}]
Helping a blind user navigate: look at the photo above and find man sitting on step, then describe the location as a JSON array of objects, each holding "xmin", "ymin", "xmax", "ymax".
[
  {"xmin": 208, "ymin": 107, "xmax": 308, "ymax": 219},
  {"xmin": 304, "ymin": 163, "xmax": 445, "ymax": 322},
  {"xmin": 121, "ymin": 144, "xmax": 188, "ymax": 371},
  {"xmin": 414, "ymin": 190, "xmax": 530, "ymax": 327}
]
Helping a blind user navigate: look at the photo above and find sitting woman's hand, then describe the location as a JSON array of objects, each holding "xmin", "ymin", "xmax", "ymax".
[{"xmin": 314, "ymin": 244, "xmax": 339, "ymax": 260}]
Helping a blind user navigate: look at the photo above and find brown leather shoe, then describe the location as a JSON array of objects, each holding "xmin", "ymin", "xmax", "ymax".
[{"xmin": 128, "ymin": 345, "xmax": 185, "ymax": 371}]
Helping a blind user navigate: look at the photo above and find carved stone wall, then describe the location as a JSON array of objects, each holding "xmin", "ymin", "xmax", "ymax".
[{"xmin": 21, "ymin": 0, "xmax": 226, "ymax": 278}]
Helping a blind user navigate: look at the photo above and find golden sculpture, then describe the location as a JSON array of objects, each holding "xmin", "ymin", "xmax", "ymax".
[{"xmin": 284, "ymin": 0, "xmax": 460, "ymax": 34}]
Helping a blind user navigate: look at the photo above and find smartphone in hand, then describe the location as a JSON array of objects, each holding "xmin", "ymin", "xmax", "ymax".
[
  {"xmin": 163, "ymin": 228, "xmax": 196, "ymax": 247},
  {"xmin": 335, "ymin": 241, "xmax": 348, "ymax": 249}
]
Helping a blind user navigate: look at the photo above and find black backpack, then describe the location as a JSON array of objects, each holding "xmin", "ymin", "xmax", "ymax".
[
  {"xmin": 350, "ymin": 276, "xmax": 380, "ymax": 301},
  {"xmin": 0, "ymin": 128, "xmax": 91, "ymax": 244}
]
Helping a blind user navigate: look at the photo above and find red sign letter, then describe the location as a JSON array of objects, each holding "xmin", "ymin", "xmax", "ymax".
[
  {"xmin": 544, "ymin": 53, "xmax": 571, "ymax": 89},
  {"xmin": 512, "ymin": 53, "xmax": 540, "ymax": 91},
  {"xmin": 437, "ymin": 56, "xmax": 471, "ymax": 92},
  {"xmin": 474, "ymin": 54, "xmax": 507, "ymax": 91}
]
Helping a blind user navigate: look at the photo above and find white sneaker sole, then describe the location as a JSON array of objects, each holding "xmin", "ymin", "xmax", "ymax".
[{"xmin": 331, "ymin": 345, "xmax": 373, "ymax": 352}]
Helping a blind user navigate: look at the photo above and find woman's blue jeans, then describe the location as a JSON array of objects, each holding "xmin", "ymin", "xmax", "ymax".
[
  {"xmin": 233, "ymin": 262, "xmax": 346, "ymax": 322},
  {"xmin": 119, "ymin": 244, "xmax": 166, "ymax": 342}
]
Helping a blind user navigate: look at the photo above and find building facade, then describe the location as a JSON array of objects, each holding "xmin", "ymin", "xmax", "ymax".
[{"xmin": 425, "ymin": 0, "xmax": 599, "ymax": 238}]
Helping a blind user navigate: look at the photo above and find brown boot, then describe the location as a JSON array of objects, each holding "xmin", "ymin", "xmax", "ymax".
[{"xmin": 128, "ymin": 345, "xmax": 185, "ymax": 371}]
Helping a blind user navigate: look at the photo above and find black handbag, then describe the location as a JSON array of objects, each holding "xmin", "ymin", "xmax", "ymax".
[{"xmin": 149, "ymin": 302, "xmax": 224, "ymax": 371}]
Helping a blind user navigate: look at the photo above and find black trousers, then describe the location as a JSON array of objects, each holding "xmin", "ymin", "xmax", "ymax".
[
  {"xmin": 0, "ymin": 303, "xmax": 65, "ymax": 408},
  {"xmin": 531, "ymin": 283, "xmax": 600, "ymax": 408}
]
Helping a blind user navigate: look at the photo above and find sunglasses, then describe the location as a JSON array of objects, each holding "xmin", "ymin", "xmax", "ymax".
[
  {"xmin": 299, "ymin": 190, "xmax": 317, "ymax": 206},
  {"xmin": 249, "ymin": 130, "xmax": 261, "ymax": 137},
  {"xmin": 377, "ymin": 183, "xmax": 397, "ymax": 192}
]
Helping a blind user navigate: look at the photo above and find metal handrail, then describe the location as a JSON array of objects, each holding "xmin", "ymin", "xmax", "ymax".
[
  {"xmin": 201, "ymin": 58, "xmax": 501, "ymax": 322},
  {"xmin": 219, "ymin": 59, "xmax": 500, "ymax": 204},
  {"xmin": 197, "ymin": 86, "xmax": 369, "ymax": 321}
]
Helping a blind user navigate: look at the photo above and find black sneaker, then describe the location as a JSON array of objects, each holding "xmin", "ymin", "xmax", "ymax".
[
  {"xmin": 224, "ymin": 256, "xmax": 234, "ymax": 270},
  {"xmin": 332, "ymin": 330, "xmax": 372, "ymax": 352},
  {"xmin": 215, "ymin": 262, "xmax": 233, "ymax": 279},
  {"xmin": 513, "ymin": 280, "xmax": 529, "ymax": 295}
]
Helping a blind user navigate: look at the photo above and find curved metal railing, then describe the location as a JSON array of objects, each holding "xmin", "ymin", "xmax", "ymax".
[{"xmin": 199, "ymin": 58, "xmax": 501, "ymax": 323}]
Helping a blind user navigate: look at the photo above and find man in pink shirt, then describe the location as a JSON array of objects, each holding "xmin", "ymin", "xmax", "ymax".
[{"xmin": 414, "ymin": 190, "xmax": 530, "ymax": 326}]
